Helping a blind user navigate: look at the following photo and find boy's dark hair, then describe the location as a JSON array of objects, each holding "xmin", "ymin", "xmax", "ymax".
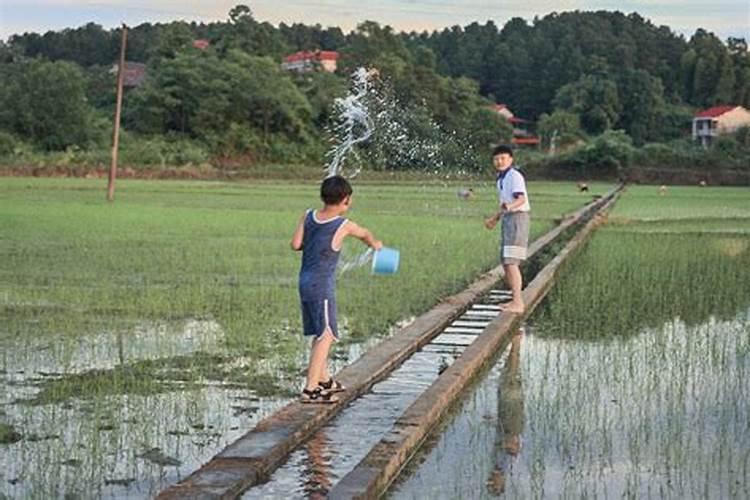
[
  {"xmin": 321, "ymin": 175, "xmax": 353, "ymax": 205},
  {"xmin": 492, "ymin": 144, "xmax": 513, "ymax": 158}
]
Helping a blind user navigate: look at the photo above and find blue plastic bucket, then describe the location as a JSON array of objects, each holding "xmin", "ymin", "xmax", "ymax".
[{"xmin": 372, "ymin": 247, "xmax": 400, "ymax": 275}]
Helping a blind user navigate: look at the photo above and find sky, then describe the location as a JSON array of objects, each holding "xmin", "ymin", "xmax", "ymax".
[{"xmin": 1, "ymin": 0, "xmax": 748, "ymax": 42}]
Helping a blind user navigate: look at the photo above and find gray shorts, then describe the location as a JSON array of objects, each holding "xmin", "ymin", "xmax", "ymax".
[{"xmin": 501, "ymin": 212, "xmax": 530, "ymax": 265}]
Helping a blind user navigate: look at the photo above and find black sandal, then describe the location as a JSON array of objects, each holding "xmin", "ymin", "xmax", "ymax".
[
  {"xmin": 318, "ymin": 378, "xmax": 346, "ymax": 393},
  {"xmin": 300, "ymin": 387, "xmax": 338, "ymax": 404}
]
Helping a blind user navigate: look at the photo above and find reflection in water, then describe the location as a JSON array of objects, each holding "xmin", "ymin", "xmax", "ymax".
[
  {"xmin": 243, "ymin": 349, "xmax": 453, "ymax": 498},
  {"xmin": 303, "ymin": 430, "xmax": 333, "ymax": 498},
  {"xmin": 390, "ymin": 228, "xmax": 750, "ymax": 499},
  {"xmin": 1, "ymin": 319, "xmax": 224, "ymax": 377},
  {"xmin": 0, "ymin": 316, "xmax": 385, "ymax": 499},
  {"xmin": 0, "ymin": 315, "xmax": 349, "ymax": 498},
  {"xmin": 0, "ymin": 383, "xmax": 290, "ymax": 498},
  {"xmin": 390, "ymin": 312, "xmax": 750, "ymax": 500},
  {"xmin": 488, "ymin": 331, "xmax": 524, "ymax": 496}
]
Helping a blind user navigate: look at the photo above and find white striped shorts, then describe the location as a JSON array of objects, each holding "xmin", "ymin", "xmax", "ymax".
[{"xmin": 501, "ymin": 212, "xmax": 530, "ymax": 265}]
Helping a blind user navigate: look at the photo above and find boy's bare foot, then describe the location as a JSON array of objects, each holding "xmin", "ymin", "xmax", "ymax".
[
  {"xmin": 500, "ymin": 302, "xmax": 525, "ymax": 314},
  {"xmin": 300, "ymin": 387, "xmax": 339, "ymax": 404},
  {"xmin": 487, "ymin": 469, "xmax": 505, "ymax": 495}
]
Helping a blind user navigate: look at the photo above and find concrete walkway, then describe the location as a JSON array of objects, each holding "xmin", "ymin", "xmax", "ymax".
[{"xmin": 157, "ymin": 187, "xmax": 622, "ymax": 499}]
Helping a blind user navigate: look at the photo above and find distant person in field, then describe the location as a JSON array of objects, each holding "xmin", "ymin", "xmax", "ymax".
[
  {"xmin": 291, "ymin": 175, "xmax": 383, "ymax": 403},
  {"xmin": 484, "ymin": 145, "xmax": 531, "ymax": 314},
  {"xmin": 457, "ymin": 187, "xmax": 475, "ymax": 200}
]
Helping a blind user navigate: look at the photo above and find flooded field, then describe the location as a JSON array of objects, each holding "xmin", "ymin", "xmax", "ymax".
[
  {"xmin": 390, "ymin": 186, "xmax": 750, "ymax": 499},
  {"xmin": 0, "ymin": 178, "xmax": 599, "ymax": 498}
]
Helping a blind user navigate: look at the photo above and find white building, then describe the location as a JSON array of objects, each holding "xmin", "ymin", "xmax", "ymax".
[
  {"xmin": 281, "ymin": 50, "xmax": 339, "ymax": 73},
  {"xmin": 692, "ymin": 105, "xmax": 750, "ymax": 147}
]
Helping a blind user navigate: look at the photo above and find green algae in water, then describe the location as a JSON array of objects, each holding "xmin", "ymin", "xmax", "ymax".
[{"xmin": 0, "ymin": 423, "xmax": 22, "ymax": 444}]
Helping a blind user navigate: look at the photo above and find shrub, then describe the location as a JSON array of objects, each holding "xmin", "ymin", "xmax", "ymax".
[
  {"xmin": 118, "ymin": 134, "xmax": 210, "ymax": 167},
  {"xmin": 0, "ymin": 130, "xmax": 32, "ymax": 157}
]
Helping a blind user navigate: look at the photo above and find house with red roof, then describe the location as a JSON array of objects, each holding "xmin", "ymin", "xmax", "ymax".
[
  {"xmin": 281, "ymin": 50, "xmax": 339, "ymax": 73},
  {"xmin": 192, "ymin": 39, "xmax": 210, "ymax": 50},
  {"xmin": 492, "ymin": 104, "xmax": 540, "ymax": 146},
  {"xmin": 692, "ymin": 105, "xmax": 750, "ymax": 147}
]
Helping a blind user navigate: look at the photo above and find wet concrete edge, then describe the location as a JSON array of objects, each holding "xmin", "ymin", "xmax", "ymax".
[
  {"xmin": 328, "ymin": 187, "xmax": 623, "ymax": 500},
  {"xmin": 157, "ymin": 186, "xmax": 623, "ymax": 500}
]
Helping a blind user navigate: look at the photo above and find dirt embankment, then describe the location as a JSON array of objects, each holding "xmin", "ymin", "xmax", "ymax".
[
  {"xmin": 0, "ymin": 164, "xmax": 229, "ymax": 180},
  {"xmin": 3, "ymin": 163, "xmax": 748, "ymax": 185},
  {"xmin": 525, "ymin": 164, "xmax": 750, "ymax": 186},
  {"xmin": 624, "ymin": 166, "xmax": 750, "ymax": 186}
]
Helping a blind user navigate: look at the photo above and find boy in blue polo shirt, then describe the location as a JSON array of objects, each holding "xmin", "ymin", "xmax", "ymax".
[
  {"xmin": 484, "ymin": 145, "xmax": 531, "ymax": 313},
  {"xmin": 291, "ymin": 175, "xmax": 383, "ymax": 403}
]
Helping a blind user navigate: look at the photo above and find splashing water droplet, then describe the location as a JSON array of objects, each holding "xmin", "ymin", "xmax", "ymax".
[
  {"xmin": 338, "ymin": 248, "xmax": 374, "ymax": 276},
  {"xmin": 324, "ymin": 67, "xmax": 484, "ymax": 179},
  {"xmin": 325, "ymin": 68, "xmax": 375, "ymax": 179}
]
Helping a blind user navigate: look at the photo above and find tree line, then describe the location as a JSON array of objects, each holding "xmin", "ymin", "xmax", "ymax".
[{"xmin": 0, "ymin": 5, "xmax": 748, "ymax": 171}]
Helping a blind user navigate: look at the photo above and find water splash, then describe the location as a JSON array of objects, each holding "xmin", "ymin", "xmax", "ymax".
[
  {"xmin": 324, "ymin": 68, "xmax": 482, "ymax": 179},
  {"xmin": 325, "ymin": 68, "xmax": 376, "ymax": 179},
  {"xmin": 338, "ymin": 248, "xmax": 373, "ymax": 275}
]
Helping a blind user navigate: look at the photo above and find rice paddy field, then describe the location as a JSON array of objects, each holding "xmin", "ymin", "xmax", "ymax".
[
  {"xmin": 389, "ymin": 185, "xmax": 750, "ymax": 499},
  {"xmin": 0, "ymin": 177, "xmax": 605, "ymax": 499}
]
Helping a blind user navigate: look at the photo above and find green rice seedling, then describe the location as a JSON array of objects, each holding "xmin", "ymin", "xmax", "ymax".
[
  {"xmin": 389, "ymin": 185, "xmax": 750, "ymax": 500},
  {"xmin": 1, "ymin": 177, "xmax": 601, "ymax": 498}
]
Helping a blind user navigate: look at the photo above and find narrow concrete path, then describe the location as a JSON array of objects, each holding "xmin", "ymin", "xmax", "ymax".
[
  {"xmin": 158, "ymin": 187, "xmax": 622, "ymax": 499},
  {"xmin": 329, "ymin": 190, "xmax": 622, "ymax": 499}
]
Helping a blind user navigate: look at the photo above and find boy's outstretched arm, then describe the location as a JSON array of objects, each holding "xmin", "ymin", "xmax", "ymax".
[
  {"xmin": 290, "ymin": 212, "xmax": 306, "ymax": 251},
  {"xmin": 344, "ymin": 221, "xmax": 383, "ymax": 250}
]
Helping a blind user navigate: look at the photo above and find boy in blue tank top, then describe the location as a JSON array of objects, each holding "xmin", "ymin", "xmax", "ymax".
[{"xmin": 291, "ymin": 176, "xmax": 383, "ymax": 403}]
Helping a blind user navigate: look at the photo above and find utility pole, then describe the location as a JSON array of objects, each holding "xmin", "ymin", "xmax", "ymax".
[{"xmin": 108, "ymin": 24, "xmax": 128, "ymax": 202}]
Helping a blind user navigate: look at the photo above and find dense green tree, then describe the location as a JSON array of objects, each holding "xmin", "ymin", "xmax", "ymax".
[
  {"xmin": 0, "ymin": 58, "xmax": 94, "ymax": 150},
  {"xmin": 465, "ymin": 106, "xmax": 513, "ymax": 152},
  {"xmin": 291, "ymin": 71, "xmax": 347, "ymax": 127},
  {"xmin": 126, "ymin": 49, "xmax": 311, "ymax": 145},
  {"xmin": 0, "ymin": 41, "xmax": 23, "ymax": 63},
  {"xmin": 84, "ymin": 65, "xmax": 117, "ymax": 111},
  {"xmin": 537, "ymin": 110, "xmax": 583, "ymax": 149},
  {"xmin": 728, "ymin": 37, "xmax": 750, "ymax": 107},
  {"xmin": 2, "ymin": 7, "xmax": 748, "ymax": 165},
  {"xmin": 8, "ymin": 22, "xmax": 116, "ymax": 66},
  {"xmin": 419, "ymin": 11, "xmax": 693, "ymax": 118},
  {"xmin": 659, "ymin": 104, "xmax": 694, "ymax": 141},
  {"xmin": 341, "ymin": 21, "xmax": 413, "ymax": 72},
  {"xmin": 616, "ymin": 69, "xmax": 667, "ymax": 144},
  {"xmin": 279, "ymin": 23, "xmax": 346, "ymax": 51},
  {"xmin": 212, "ymin": 5, "xmax": 289, "ymax": 58},
  {"xmin": 147, "ymin": 22, "xmax": 195, "ymax": 61},
  {"xmin": 681, "ymin": 29, "xmax": 737, "ymax": 106},
  {"xmin": 553, "ymin": 74, "xmax": 622, "ymax": 134}
]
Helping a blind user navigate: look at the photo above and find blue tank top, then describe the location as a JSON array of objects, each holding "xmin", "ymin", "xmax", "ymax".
[{"xmin": 299, "ymin": 210, "xmax": 347, "ymax": 301}]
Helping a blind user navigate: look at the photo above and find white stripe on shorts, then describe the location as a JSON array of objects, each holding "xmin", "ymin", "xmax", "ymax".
[
  {"xmin": 503, "ymin": 245, "xmax": 527, "ymax": 260},
  {"xmin": 323, "ymin": 298, "xmax": 330, "ymax": 328},
  {"xmin": 323, "ymin": 299, "xmax": 338, "ymax": 342}
]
